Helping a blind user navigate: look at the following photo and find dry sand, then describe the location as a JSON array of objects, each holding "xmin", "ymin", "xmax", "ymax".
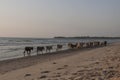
[{"xmin": 0, "ymin": 43, "xmax": 120, "ymax": 80}]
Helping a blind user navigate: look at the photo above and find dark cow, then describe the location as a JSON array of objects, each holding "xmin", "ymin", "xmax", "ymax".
[
  {"xmin": 104, "ymin": 41, "xmax": 107, "ymax": 46},
  {"xmin": 100, "ymin": 42, "xmax": 105, "ymax": 46},
  {"xmin": 90, "ymin": 42, "xmax": 94, "ymax": 47},
  {"xmin": 46, "ymin": 46, "xmax": 53, "ymax": 53},
  {"xmin": 85, "ymin": 42, "xmax": 91, "ymax": 48},
  {"xmin": 56, "ymin": 44, "xmax": 63, "ymax": 51},
  {"xmin": 68, "ymin": 43, "xmax": 77, "ymax": 49},
  {"xmin": 37, "ymin": 46, "xmax": 45, "ymax": 55},
  {"xmin": 23, "ymin": 47, "xmax": 33, "ymax": 56}
]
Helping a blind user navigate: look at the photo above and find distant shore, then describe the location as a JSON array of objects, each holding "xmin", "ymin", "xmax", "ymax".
[
  {"xmin": 54, "ymin": 36, "xmax": 120, "ymax": 39},
  {"xmin": 0, "ymin": 43, "xmax": 120, "ymax": 80}
]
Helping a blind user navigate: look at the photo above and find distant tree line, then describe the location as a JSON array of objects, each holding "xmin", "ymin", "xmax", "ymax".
[{"xmin": 54, "ymin": 36, "xmax": 120, "ymax": 39}]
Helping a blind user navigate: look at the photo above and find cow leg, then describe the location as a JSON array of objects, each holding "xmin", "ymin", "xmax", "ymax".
[
  {"xmin": 28, "ymin": 52, "xmax": 30, "ymax": 56},
  {"xmin": 56, "ymin": 48, "xmax": 58, "ymax": 51},
  {"xmin": 39, "ymin": 51, "xmax": 41, "ymax": 54},
  {"xmin": 29, "ymin": 51, "xmax": 31, "ymax": 56},
  {"xmin": 42, "ymin": 51, "xmax": 43, "ymax": 54},
  {"xmin": 23, "ymin": 51, "xmax": 25, "ymax": 57},
  {"xmin": 27, "ymin": 51, "xmax": 28, "ymax": 56},
  {"xmin": 27, "ymin": 51, "xmax": 30, "ymax": 56}
]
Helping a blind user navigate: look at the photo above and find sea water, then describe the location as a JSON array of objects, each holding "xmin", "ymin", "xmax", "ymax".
[{"xmin": 0, "ymin": 37, "xmax": 120, "ymax": 61}]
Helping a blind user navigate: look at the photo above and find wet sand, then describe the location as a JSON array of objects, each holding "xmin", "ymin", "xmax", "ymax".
[{"xmin": 0, "ymin": 43, "xmax": 120, "ymax": 80}]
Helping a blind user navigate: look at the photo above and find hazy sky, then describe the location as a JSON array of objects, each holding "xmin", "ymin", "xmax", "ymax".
[{"xmin": 0, "ymin": 0, "xmax": 120, "ymax": 38}]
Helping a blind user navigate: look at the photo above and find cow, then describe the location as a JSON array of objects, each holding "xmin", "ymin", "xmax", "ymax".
[
  {"xmin": 68, "ymin": 43, "xmax": 77, "ymax": 49},
  {"xmin": 56, "ymin": 44, "xmax": 63, "ymax": 51},
  {"xmin": 77, "ymin": 42, "xmax": 85, "ymax": 49},
  {"xmin": 93, "ymin": 41, "xmax": 100, "ymax": 47},
  {"xmin": 37, "ymin": 46, "xmax": 45, "ymax": 55},
  {"xmin": 85, "ymin": 42, "xmax": 90, "ymax": 48},
  {"xmin": 76, "ymin": 42, "xmax": 81, "ymax": 48},
  {"xmin": 46, "ymin": 46, "xmax": 53, "ymax": 53},
  {"xmin": 90, "ymin": 42, "xmax": 94, "ymax": 47},
  {"xmin": 100, "ymin": 41, "xmax": 105, "ymax": 46},
  {"xmin": 23, "ymin": 47, "xmax": 33, "ymax": 56},
  {"xmin": 104, "ymin": 41, "xmax": 107, "ymax": 46}
]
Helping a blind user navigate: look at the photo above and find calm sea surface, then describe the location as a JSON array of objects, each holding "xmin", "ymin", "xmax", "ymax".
[{"xmin": 0, "ymin": 37, "xmax": 120, "ymax": 61}]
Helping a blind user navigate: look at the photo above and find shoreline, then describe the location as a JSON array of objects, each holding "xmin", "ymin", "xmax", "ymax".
[
  {"xmin": 0, "ymin": 43, "xmax": 120, "ymax": 80},
  {"xmin": 0, "ymin": 46, "xmax": 102, "ymax": 75}
]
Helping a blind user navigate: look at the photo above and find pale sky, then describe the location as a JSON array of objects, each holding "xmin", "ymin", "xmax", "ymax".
[{"xmin": 0, "ymin": 0, "xmax": 120, "ymax": 38}]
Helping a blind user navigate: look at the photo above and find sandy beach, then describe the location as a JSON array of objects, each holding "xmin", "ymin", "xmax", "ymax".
[{"xmin": 0, "ymin": 43, "xmax": 120, "ymax": 80}]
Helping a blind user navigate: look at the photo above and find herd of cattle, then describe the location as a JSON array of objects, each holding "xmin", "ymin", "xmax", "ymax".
[{"xmin": 23, "ymin": 41, "xmax": 107, "ymax": 56}]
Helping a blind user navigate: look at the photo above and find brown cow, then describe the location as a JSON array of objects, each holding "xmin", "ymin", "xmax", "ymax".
[{"xmin": 77, "ymin": 42, "xmax": 85, "ymax": 48}]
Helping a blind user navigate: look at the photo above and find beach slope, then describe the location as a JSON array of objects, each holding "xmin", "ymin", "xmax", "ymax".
[{"xmin": 0, "ymin": 43, "xmax": 120, "ymax": 80}]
